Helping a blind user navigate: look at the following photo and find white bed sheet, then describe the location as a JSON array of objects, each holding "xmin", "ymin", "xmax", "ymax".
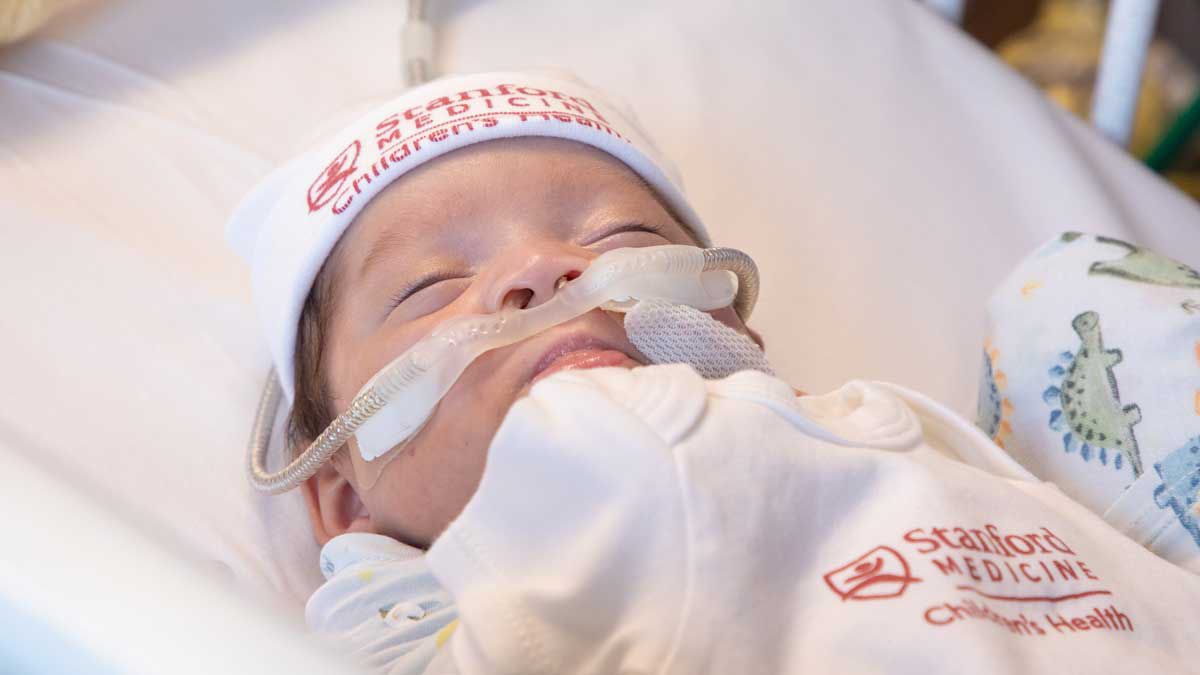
[{"xmin": 2, "ymin": 0, "xmax": 1198, "ymax": 611}]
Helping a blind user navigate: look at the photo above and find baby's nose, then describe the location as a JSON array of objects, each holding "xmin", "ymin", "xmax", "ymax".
[{"xmin": 485, "ymin": 246, "xmax": 593, "ymax": 312}]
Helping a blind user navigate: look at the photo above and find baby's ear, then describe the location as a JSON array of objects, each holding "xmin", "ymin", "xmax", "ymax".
[{"xmin": 300, "ymin": 450, "xmax": 372, "ymax": 545}]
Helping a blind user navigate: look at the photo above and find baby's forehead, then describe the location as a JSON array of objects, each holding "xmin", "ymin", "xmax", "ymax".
[
  {"xmin": 330, "ymin": 138, "xmax": 677, "ymax": 274},
  {"xmin": 352, "ymin": 138, "xmax": 667, "ymax": 232}
]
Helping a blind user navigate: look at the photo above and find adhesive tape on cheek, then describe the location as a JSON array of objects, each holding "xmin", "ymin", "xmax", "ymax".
[{"xmin": 350, "ymin": 406, "xmax": 436, "ymax": 492}]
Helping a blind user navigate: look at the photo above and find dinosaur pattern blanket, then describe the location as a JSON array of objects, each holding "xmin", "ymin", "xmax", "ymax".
[{"xmin": 979, "ymin": 232, "xmax": 1200, "ymax": 574}]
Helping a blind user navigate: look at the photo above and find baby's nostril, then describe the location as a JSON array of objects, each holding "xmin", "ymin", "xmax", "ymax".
[
  {"xmin": 554, "ymin": 270, "xmax": 582, "ymax": 292},
  {"xmin": 503, "ymin": 288, "xmax": 534, "ymax": 310}
]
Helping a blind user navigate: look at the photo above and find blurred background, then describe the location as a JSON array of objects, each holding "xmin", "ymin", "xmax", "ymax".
[
  {"xmin": 957, "ymin": 0, "xmax": 1200, "ymax": 200},
  {"xmin": 3, "ymin": 0, "xmax": 1198, "ymax": 200}
]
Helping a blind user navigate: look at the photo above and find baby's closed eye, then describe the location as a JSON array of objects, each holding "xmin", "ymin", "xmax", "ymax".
[{"xmin": 389, "ymin": 275, "xmax": 472, "ymax": 323}]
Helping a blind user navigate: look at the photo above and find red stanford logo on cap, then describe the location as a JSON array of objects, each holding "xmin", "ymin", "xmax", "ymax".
[{"xmin": 307, "ymin": 140, "xmax": 361, "ymax": 213}]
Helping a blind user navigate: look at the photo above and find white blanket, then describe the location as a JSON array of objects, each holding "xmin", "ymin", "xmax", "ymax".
[{"xmin": 1, "ymin": 0, "xmax": 1198, "ymax": 612}]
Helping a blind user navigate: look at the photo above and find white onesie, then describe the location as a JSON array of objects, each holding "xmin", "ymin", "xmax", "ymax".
[{"xmin": 307, "ymin": 364, "xmax": 1200, "ymax": 674}]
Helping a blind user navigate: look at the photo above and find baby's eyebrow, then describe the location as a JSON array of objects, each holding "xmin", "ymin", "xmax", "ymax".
[{"xmin": 359, "ymin": 230, "xmax": 417, "ymax": 282}]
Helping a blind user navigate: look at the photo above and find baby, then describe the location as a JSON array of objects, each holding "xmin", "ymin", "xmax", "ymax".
[{"xmin": 228, "ymin": 72, "xmax": 1200, "ymax": 674}]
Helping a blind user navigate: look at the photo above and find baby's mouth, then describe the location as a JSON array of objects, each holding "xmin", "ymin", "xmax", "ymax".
[
  {"xmin": 528, "ymin": 333, "xmax": 640, "ymax": 386},
  {"xmin": 532, "ymin": 349, "xmax": 639, "ymax": 385}
]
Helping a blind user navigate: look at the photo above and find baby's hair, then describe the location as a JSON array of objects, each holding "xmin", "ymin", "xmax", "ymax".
[{"xmin": 288, "ymin": 246, "xmax": 343, "ymax": 458}]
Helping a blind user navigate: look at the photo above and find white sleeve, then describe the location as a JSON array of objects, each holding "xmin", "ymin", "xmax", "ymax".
[{"xmin": 425, "ymin": 366, "xmax": 698, "ymax": 675}]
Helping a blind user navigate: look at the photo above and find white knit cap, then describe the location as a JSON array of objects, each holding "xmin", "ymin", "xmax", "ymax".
[{"xmin": 226, "ymin": 71, "xmax": 710, "ymax": 403}]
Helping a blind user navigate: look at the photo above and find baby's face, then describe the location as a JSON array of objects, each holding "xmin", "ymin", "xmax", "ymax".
[{"xmin": 317, "ymin": 137, "xmax": 749, "ymax": 547}]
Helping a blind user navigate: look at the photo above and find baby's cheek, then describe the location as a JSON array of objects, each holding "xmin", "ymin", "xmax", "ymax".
[
  {"xmin": 709, "ymin": 306, "xmax": 750, "ymax": 335},
  {"xmin": 365, "ymin": 424, "xmax": 490, "ymax": 548},
  {"xmin": 388, "ymin": 370, "xmax": 514, "ymax": 544}
]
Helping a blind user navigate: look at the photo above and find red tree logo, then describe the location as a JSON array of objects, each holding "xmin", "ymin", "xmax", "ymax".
[
  {"xmin": 823, "ymin": 546, "xmax": 921, "ymax": 601},
  {"xmin": 307, "ymin": 140, "xmax": 361, "ymax": 213}
]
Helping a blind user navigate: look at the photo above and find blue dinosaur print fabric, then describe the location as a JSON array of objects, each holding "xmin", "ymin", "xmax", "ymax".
[
  {"xmin": 1153, "ymin": 437, "xmax": 1200, "ymax": 548},
  {"xmin": 978, "ymin": 232, "xmax": 1200, "ymax": 573}
]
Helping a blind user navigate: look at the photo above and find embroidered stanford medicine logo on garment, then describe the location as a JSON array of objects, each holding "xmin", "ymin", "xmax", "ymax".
[
  {"xmin": 823, "ymin": 523, "xmax": 1137, "ymax": 639},
  {"xmin": 823, "ymin": 546, "xmax": 922, "ymax": 601},
  {"xmin": 307, "ymin": 140, "xmax": 362, "ymax": 213}
]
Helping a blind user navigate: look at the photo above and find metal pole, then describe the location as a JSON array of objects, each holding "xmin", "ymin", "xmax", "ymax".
[
  {"xmin": 403, "ymin": 0, "xmax": 433, "ymax": 88},
  {"xmin": 1090, "ymin": 0, "xmax": 1162, "ymax": 147}
]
